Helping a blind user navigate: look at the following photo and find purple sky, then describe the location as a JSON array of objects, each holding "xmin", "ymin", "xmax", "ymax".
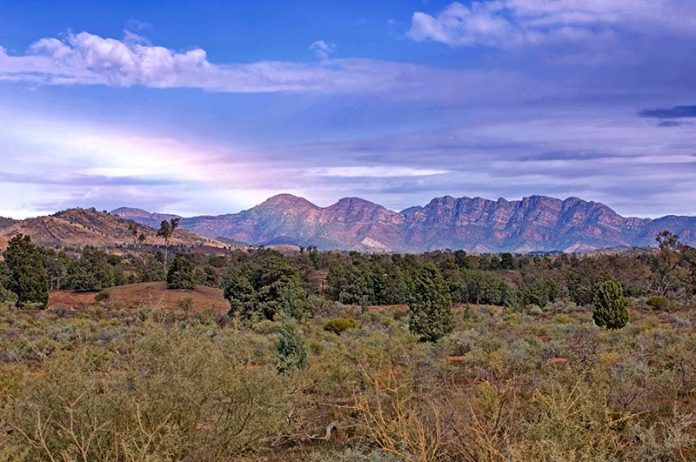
[{"xmin": 0, "ymin": 0, "xmax": 695, "ymax": 218}]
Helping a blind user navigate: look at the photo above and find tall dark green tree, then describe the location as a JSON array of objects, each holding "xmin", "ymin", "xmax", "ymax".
[
  {"xmin": 167, "ymin": 253, "xmax": 197, "ymax": 290},
  {"xmin": 223, "ymin": 250, "xmax": 310, "ymax": 321},
  {"xmin": 275, "ymin": 323, "xmax": 308, "ymax": 373},
  {"xmin": 408, "ymin": 263, "xmax": 453, "ymax": 342},
  {"xmin": 593, "ymin": 279, "xmax": 628, "ymax": 330},
  {"xmin": 4, "ymin": 234, "xmax": 49, "ymax": 308}
]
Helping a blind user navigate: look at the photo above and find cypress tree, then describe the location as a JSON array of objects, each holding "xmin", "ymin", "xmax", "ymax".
[
  {"xmin": 593, "ymin": 279, "xmax": 628, "ymax": 329},
  {"xmin": 408, "ymin": 263, "xmax": 453, "ymax": 341},
  {"xmin": 275, "ymin": 323, "xmax": 308, "ymax": 373},
  {"xmin": 4, "ymin": 234, "xmax": 49, "ymax": 308}
]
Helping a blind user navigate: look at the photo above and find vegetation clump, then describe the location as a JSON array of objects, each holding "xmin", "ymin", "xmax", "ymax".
[
  {"xmin": 167, "ymin": 253, "xmax": 198, "ymax": 289},
  {"xmin": 275, "ymin": 322, "xmax": 308, "ymax": 373},
  {"xmin": 3, "ymin": 234, "xmax": 49, "ymax": 308},
  {"xmin": 323, "ymin": 317, "xmax": 360, "ymax": 335},
  {"xmin": 593, "ymin": 279, "xmax": 629, "ymax": 329},
  {"xmin": 646, "ymin": 295, "xmax": 669, "ymax": 310},
  {"xmin": 408, "ymin": 263, "xmax": 453, "ymax": 341}
]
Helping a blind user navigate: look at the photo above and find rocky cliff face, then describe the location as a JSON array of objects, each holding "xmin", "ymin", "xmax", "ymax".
[{"xmin": 113, "ymin": 194, "xmax": 696, "ymax": 253}]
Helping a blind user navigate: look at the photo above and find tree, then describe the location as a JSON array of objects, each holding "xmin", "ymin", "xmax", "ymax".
[
  {"xmin": 167, "ymin": 253, "xmax": 197, "ymax": 290},
  {"xmin": 157, "ymin": 218, "xmax": 180, "ymax": 269},
  {"xmin": 408, "ymin": 264, "xmax": 453, "ymax": 342},
  {"xmin": 275, "ymin": 323, "xmax": 308, "ymax": 373},
  {"xmin": 4, "ymin": 234, "xmax": 49, "ymax": 308},
  {"xmin": 66, "ymin": 246, "xmax": 115, "ymax": 292},
  {"xmin": 223, "ymin": 250, "xmax": 311, "ymax": 321},
  {"xmin": 651, "ymin": 230, "xmax": 689, "ymax": 296},
  {"xmin": 127, "ymin": 222, "xmax": 140, "ymax": 247},
  {"xmin": 593, "ymin": 279, "xmax": 628, "ymax": 330}
]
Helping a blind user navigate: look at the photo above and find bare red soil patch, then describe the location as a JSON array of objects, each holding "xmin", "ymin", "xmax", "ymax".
[{"xmin": 49, "ymin": 282, "xmax": 228, "ymax": 313}]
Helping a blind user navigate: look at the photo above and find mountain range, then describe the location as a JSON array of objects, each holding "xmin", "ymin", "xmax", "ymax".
[{"xmin": 112, "ymin": 194, "xmax": 696, "ymax": 253}]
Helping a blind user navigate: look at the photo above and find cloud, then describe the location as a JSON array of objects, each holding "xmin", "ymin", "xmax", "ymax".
[
  {"xmin": 0, "ymin": 31, "xmax": 375, "ymax": 93},
  {"xmin": 639, "ymin": 105, "xmax": 696, "ymax": 119},
  {"xmin": 309, "ymin": 40, "xmax": 334, "ymax": 59},
  {"xmin": 408, "ymin": 1, "xmax": 696, "ymax": 48},
  {"xmin": 306, "ymin": 166, "xmax": 447, "ymax": 178}
]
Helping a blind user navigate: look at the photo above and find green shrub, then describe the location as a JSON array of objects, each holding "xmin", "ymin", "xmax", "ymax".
[
  {"xmin": 593, "ymin": 279, "xmax": 628, "ymax": 330},
  {"xmin": 0, "ymin": 286, "xmax": 18, "ymax": 306},
  {"xmin": 646, "ymin": 295, "xmax": 669, "ymax": 310},
  {"xmin": 275, "ymin": 323, "xmax": 308, "ymax": 373},
  {"xmin": 324, "ymin": 317, "xmax": 360, "ymax": 335}
]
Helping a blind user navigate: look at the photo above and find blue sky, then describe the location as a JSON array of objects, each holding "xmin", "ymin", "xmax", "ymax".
[{"xmin": 1, "ymin": 0, "xmax": 695, "ymax": 218}]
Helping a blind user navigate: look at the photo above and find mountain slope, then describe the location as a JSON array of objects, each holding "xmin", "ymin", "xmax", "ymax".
[
  {"xmin": 113, "ymin": 194, "xmax": 696, "ymax": 253},
  {"xmin": 0, "ymin": 208, "xmax": 229, "ymax": 251}
]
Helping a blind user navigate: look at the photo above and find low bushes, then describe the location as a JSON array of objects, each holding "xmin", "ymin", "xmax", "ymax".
[{"xmin": 323, "ymin": 317, "xmax": 360, "ymax": 335}]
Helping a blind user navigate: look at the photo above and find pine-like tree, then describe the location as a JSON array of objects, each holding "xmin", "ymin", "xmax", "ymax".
[
  {"xmin": 4, "ymin": 234, "xmax": 49, "ymax": 308},
  {"xmin": 275, "ymin": 323, "xmax": 308, "ymax": 373},
  {"xmin": 593, "ymin": 279, "xmax": 628, "ymax": 329},
  {"xmin": 408, "ymin": 263, "xmax": 453, "ymax": 341}
]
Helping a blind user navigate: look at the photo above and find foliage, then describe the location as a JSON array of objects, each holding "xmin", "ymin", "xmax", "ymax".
[
  {"xmin": 323, "ymin": 317, "xmax": 360, "ymax": 335},
  {"xmin": 167, "ymin": 253, "xmax": 198, "ymax": 289},
  {"xmin": 408, "ymin": 263, "xmax": 453, "ymax": 341},
  {"xmin": 275, "ymin": 322, "xmax": 308, "ymax": 373},
  {"xmin": 66, "ymin": 246, "xmax": 116, "ymax": 292},
  {"xmin": 223, "ymin": 249, "xmax": 310, "ymax": 321},
  {"xmin": 593, "ymin": 279, "xmax": 629, "ymax": 329},
  {"xmin": 646, "ymin": 295, "xmax": 669, "ymax": 310},
  {"xmin": 3, "ymin": 234, "xmax": 49, "ymax": 308}
]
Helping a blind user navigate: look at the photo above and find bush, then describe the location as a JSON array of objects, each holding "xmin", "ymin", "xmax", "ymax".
[
  {"xmin": 593, "ymin": 279, "xmax": 628, "ymax": 330},
  {"xmin": 94, "ymin": 290, "xmax": 110, "ymax": 303},
  {"xmin": 178, "ymin": 296, "xmax": 194, "ymax": 313},
  {"xmin": 324, "ymin": 317, "xmax": 360, "ymax": 335},
  {"xmin": 646, "ymin": 295, "xmax": 669, "ymax": 310},
  {"xmin": 275, "ymin": 323, "xmax": 308, "ymax": 373}
]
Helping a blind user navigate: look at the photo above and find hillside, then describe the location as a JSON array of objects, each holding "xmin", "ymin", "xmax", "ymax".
[
  {"xmin": 113, "ymin": 194, "xmax": 696, "ymax": 253},
  {"xmin": 0, "ymin": 208, "xmax": 229, "ymax": 251}
]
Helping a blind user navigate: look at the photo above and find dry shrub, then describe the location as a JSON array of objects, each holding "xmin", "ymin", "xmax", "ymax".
[
  {"xmin": 1, "ymin": 326, "xmax": 294, "ymax": 461},
  {"xmin": 352, "ymin": 366, "xmax": 449, "ymax": 462}
]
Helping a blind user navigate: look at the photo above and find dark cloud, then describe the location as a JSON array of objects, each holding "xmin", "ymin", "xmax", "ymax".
[
  {"xmin": 639, "ymin": 105, "xmax": 696, "ymax": 119},
  {"xmin": 657, "ymin": 120, "xmax": 683, "ymax": 127}
]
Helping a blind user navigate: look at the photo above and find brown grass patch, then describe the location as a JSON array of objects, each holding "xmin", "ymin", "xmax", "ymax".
[{"xmin": 49, "ymin": 282, "xmax": 228, "ymax": 313}]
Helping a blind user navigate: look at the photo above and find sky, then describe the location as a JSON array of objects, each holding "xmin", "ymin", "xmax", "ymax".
[{"xmin": 0, "ymin": 0, "xmax": 695, "ymax": 218}]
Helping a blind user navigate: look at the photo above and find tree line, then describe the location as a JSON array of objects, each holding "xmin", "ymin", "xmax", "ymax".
[{"xmin": 2, "ymin": 231, "xmax": 695, "ymax": 337}]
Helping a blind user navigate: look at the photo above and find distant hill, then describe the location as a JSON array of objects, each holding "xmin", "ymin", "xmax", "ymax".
[
  {"xmin": 113, "ymin": 194, "xmax": 696, "ymax": 253},
  {"xmin": 0, "ymin": 208, "xmax": 229, "ymax": 251}
]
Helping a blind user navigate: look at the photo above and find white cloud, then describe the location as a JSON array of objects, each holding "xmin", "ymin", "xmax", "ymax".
[
  {"xmin": 408, "ymin": 0, "xmax": 696, "ymax": 48},
  {"xmin": 309, "ymin": 40, "xmax": 334, "ymax": 59},
  {"xmin": 307, "ymin": 166, "xmax": 447, "ymax": 178}
]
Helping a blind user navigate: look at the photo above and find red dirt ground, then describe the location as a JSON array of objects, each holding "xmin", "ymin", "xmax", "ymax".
[{"xmin": 49, "ymin": 282, "xmax": 229, "ymax": 313}]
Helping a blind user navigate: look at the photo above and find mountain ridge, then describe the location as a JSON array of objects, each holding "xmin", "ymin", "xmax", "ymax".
[
  {"xmin": 0, "ymin": 208, "xmax": 230, "ymax": 251},
  {"xmin": 112, "ymin": 194, "xmax": 696, "ymax": 253}
]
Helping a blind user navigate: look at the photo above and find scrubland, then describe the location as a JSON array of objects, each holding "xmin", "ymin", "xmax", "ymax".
[{"xmin": 1, "ymin": 299, "xmax": 694, "ymax": 461}]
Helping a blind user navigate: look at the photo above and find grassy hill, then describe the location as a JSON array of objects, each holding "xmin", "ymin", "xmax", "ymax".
[{"xmin": 0, "ymin": 208, "xmax": 229, "ymax": 251}]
